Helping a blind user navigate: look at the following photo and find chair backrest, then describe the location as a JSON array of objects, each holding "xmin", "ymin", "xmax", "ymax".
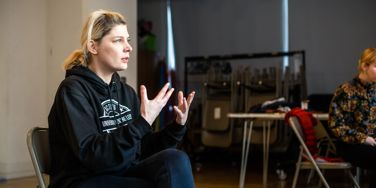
[
  {"xmin": 314, "ymin": 120, "xmax": 337, "ymax": 156},
  {"xmin": 288, "ymin": 116, "xmax": 325, "ymax": 158},
  {"xmin": 27, "ymin": 127, "xmax": 50, "ymax": 188},
  {"xmin": 288, "ymin": 116, "xmax": 330, "ymax": 188}
]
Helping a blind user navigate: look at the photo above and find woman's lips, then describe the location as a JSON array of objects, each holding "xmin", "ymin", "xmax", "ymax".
[{"xmin": 121, "ymin": 57, "xmax": 129, "ymax": 63}]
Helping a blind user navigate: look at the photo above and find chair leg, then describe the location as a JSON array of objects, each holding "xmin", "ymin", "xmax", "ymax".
[
  {"xmin": 349, "ymin": 169, "xmax": 361, "ymax": 188},
  {"xmin": 355, "ymin": 167, "xmax": 361, "ymax": 186},
  {"xmin": 292, "ymin": 163, "xmax": 301, "ymax": 188},
  {"xmin": 292, "ymin": 150, "xmax": 303, "ymax": 188},
  {"xmin": 307, "ymin": 169, "xmax": 314, "ymax": 184},
  {"xmin": 317, "ymin": 169, "xmax": 327, "ymax": 188}
]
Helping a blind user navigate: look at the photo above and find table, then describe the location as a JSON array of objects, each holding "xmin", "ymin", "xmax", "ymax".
[{"xmin": 227, "ymin": 113, "xmax": 329, "ymax": 188}]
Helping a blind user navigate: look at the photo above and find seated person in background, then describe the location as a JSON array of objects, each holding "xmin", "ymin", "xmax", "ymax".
[
  {"xmin": 48, "ymin": 9, "xmax": 195, "ymax": 188},
  {"xmin": 329, "ymin": 47, "xmax": 376, "ymax": 184}
]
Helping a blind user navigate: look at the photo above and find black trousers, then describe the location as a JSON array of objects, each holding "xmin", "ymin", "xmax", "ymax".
[
  {"xmin": 76, "ymin": 149, "xmax": 194, "ymax": 188},
  {"xmin": 337, "ymin": 142, "xmax": 376, "ymax": 186},
  {"xmin": 337, "ymin": 142, "xmax": 376, "ymax": 169}
]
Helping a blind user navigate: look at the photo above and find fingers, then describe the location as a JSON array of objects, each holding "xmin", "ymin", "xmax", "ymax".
[
  {"xmin": 140, "ymin": 85, "xmax": 148, "ymax": 102},
  {"xmin": 176, "ymin": 91, "xmax": 195, "ymax": 112},
  {"xmin": 178, "ymin": 91, "xmax": 184, "ymax": 106},
  {"xmin": 155, "ymin": 83, "xmax": 171, "ymax": 100},
  {"xmin": 177, "ymin": 91, "xmax": 195, "ymax": 108},
  {"xmin": 187, "ymin": 91, "xmax": 195, "ymax": 106},
  {"xmin": 182, "ymin": 97, "xmax": 188, "ymax": 111},
  {"xmin": 372, "ymin": 138, "xmax": 376, "ymax": 146},
  {"xmin": 174, "ymin": 91, "xmax": 195, "ymax": 126},
  {"xmin": 162, "ymin": 87, "xmax": 175, "ymax": 104},
  {"xmin": 173, "ymin": 105, "xmax": 184, "ymax": 117},
  {"xmin": 366, "ymin": 136, "xmax": 376, "ymax": 146},
  {"xmin": 372, "ymin": 141, "xmax": 376, "ymax": 147}
]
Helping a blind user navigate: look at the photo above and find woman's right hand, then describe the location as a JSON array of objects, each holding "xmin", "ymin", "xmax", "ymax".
[
  {"xmin": 140, "ymin": 83, "xmax": 174, "ymax": 125},
  {"xmin": 364, "ymin": 136, "xmax": 376, "ymax": 146}
]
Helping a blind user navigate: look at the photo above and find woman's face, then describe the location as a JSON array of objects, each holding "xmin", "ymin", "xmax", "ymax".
[
  {"xmin": 360, "ymin": 60, "xmax": 376, "ymax": 82},
  {"xmin": 95, "ymin": 24, "xmax": 132, "ymax": 73}
]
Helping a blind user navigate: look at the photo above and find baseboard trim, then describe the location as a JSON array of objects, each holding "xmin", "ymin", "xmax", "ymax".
[{"xmin": 0, "ymin": 161, "xmax": 35, "ymax": 179}]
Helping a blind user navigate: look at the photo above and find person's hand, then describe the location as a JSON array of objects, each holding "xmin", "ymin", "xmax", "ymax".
[
  {"xmin": 140, "ymin": 83, "xmax": 174, "ymax": 125},
  {"xmin": 364, "ymin": 136, "xmax": 376, "ymax": 146},
  {"xmin": 173, "ymin": 91, "xmax": 195, "ymax": 125}
]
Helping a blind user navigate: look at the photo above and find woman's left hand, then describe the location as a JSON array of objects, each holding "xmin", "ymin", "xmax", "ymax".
[{"xmin": 173, "ymin": 91, "xmax": 195, "ymax": 125}]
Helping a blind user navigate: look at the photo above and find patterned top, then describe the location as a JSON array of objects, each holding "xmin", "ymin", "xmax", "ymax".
[{"xmin": 329, "ymin": 77, "xmax": 376, "ymax": 144}]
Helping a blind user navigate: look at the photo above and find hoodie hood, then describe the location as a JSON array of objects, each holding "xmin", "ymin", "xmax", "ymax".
[{"xmin": 66, "ymin": 65, "xmax": 121, "ymax": 95}]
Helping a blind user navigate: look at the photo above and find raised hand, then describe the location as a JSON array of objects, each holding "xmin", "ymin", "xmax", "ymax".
[
  {"xmin": 140, "ymin": 83, "xmax": 174, "ymax": 125},
  {"xmin": 173, "ymin": 91, "xmax": 195, "ymax": 125},
  {"xmin": 365, "ymin": 136, "xmax": 376, "ymax": 146}
]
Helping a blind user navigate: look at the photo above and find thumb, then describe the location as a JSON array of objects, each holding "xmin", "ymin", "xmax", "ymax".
[{"xmin": 140, "ymin": 85, "xmax": 148, "ymax": 103}]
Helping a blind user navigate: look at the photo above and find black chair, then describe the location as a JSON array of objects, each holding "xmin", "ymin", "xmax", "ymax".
[{"xmin": 27, "ymin": 127, "xmax": 50, "ymax": 188}]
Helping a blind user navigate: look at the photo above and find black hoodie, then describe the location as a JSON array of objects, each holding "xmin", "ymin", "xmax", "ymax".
[{"xmin": 48, "ymin": 66, "xmax": 186, "ymax": 187}]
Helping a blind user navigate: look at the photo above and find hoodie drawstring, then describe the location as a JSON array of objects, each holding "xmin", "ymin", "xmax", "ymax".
[
  {"xmin": 108, "ymin": 82, "xmax": 120, "ymax": 128},
  {"xmin": 113, "ymin": 82, "xmax": 121, "ymax": 119}
]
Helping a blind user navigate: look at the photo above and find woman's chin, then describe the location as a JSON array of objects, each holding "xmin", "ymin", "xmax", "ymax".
[{"xmin": 117, "ymin": 64, "xmax": 128, "ymax": 71}]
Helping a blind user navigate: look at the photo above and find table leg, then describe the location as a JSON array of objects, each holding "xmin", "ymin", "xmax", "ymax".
[
  {"xmin": 262, "ymin": 121, "xmax": 271, "ymax": 188},
  {"xmin": 239, "ymin": 121, "xmax": 247, "ymax": 188},
  {"xmin": 239, "ymin": 120, "xmax": 253, "ymax": 188}
]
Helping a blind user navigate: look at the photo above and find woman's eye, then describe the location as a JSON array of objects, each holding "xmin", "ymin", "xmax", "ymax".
[{"xmin": 114, "ymin": 39, "xmax": 122, "ymax": 43}]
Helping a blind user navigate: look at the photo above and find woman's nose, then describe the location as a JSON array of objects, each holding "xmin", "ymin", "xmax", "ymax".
[{"xmin": 124, "ymin": 43, "xmax": 133, "ymax": 52}]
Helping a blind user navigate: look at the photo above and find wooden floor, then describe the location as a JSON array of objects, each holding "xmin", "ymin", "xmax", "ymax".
[
  {"xmin": 0, "ymin": 167, "xmax": 358, "ymax": 188},
  {"xmin": 0, "ymin": 152, "xmax": 361, "ymax": 188}
]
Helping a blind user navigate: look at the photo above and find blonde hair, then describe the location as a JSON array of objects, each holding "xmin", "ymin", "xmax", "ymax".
[
  {"xmin": 63, "ymin": 10, "xmax": 126, "ymax": 70},
  {"xmin": 358, "ymin": 48, "xmax": 376, "ymax": 73}
]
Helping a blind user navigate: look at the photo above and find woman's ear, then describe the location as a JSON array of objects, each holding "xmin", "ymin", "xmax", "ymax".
[
  {"xmin": 87, "ymin": 40, "xmax": 98, "ymax": 55},
  {"xmin": 360, "ymin": 63, "xmax": 368, "ymax": 73}
]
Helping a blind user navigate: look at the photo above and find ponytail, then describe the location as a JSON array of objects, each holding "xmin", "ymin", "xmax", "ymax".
[
  {"xmin": 63, "ymin": 10, "xmax": 107, "ymax": 71},
  {"xmin": 63, "ymin": 49, "xmax": 87, "ymax": 70}
]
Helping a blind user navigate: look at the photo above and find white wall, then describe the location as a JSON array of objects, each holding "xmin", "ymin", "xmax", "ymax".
[
  {"xmin": 47, "ymin": 0, "xmax": 82, "ymax": 105},
  {"xmin": 0, "ymin": 0, "xmax": 11, "ymax": 168},
  {"xmin": 0, "ymin": 0, "xmax": 137, "ymax": 179},
  {"xmin": 0, "ymin": 0, "xmax": 48, "ymax": 178}
]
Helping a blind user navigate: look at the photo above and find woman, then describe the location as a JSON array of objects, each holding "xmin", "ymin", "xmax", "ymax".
[
  {"xmin": 48, "ymin": 10, "xmax": 195, "ymax": 188},
  {"xmin": 329, "ymin": 48, "xmax": 376, "ymax": 183}
]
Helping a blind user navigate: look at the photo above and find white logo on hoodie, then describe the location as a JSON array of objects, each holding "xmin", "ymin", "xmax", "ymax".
[
  {"xmin": 100, "ymin": 99, "xmax": 130, "ymax": 117},
  {"xmin": 99, "ymin": 99, "xmax": 132, "ymax": 132}
]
